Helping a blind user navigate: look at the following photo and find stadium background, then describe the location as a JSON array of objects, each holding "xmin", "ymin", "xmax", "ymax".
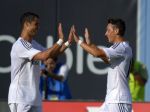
[{"xmin": 0, "ymin": 0, "xmax": 150, "ymax": 112}]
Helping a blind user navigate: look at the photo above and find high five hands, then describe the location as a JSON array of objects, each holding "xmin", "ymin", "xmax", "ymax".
[
  {"xmin": 57, "ymin": 23, "xmax": 74, "ymax": 46},
  {"xmin": 57, "ymin": 23, "xmax": 92, "ymax": 47},
  {"xmin": 72, "ymin": 25, "xmax": 91, "ymax": 45}
]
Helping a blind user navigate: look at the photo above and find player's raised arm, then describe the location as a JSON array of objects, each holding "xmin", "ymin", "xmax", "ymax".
[
  {"xmin": 84, "ymin": 28, "xmax": 97, "ymax": 49},
  {"xmin": 33, "ymin": 23, "xmax": 64, "ymax": 61},
  {"xmin": 73, "ymin": 26, "xmax": 109, "ymax": 63},
  {"xmin": 59, "ymin": 25, "xmax": 74, "ymax": 54},
  {"xmin": 84, "ymin": 28, "xmax": 91, "ymax": 45}
]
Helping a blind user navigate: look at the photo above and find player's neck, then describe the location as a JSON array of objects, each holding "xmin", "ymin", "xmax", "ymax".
[
  {"xmin": 114, "ymin": 36, "xmax": 125, "ymax": 43},
  {"xmin": 20, "ymin": 31, "xmax": 32, "ymax": 43}
]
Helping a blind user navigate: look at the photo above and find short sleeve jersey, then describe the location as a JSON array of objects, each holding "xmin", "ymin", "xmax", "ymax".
[
  {"xmin": 103, "ymin": 42, "xmax": 132, "ymax": 104},
  {"xmin": 8, "ymin": 37, "xmax": 42, "ymax": 106}
]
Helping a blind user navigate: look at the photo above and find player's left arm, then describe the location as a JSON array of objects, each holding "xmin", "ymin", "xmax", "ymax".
[{"xmin": 80, "ymin": 42, "xmax": 109, "ymax": 63}]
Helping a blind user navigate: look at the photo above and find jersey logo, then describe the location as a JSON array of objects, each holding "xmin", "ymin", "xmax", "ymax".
[{"xmin": 32, "ymin": 60, "xmax": 40, "ymax": 65}]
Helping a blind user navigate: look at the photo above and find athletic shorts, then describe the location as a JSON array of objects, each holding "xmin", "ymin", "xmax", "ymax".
[
  {"xmin": 87, "ymin": 102, "xmax": 132, "ymax": 112},
  {"xmin": 9, "ymin": 103, "xmax": 42, "ymax": 112}
]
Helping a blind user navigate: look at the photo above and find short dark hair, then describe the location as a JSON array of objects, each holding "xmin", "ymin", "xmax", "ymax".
[
  {"xmin": 107, "ymin": 18, "xmax": 126, "ymax": 36},
  {"xmin": 20, "ymin": 12, "xmax": 39, "ymax": 27},
  {"xmin": 53, "ymin": 57, "xmax": 58, "ymax": 62}
]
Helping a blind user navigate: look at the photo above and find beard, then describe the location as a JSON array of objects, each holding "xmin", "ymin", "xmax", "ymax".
[{"xmin": 29, "ymin": 29, "xmax": 38, "ymax": 37}]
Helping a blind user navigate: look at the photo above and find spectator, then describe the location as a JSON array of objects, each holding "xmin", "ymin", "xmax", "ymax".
[
  {"xmin": 40, "ymin": 58, "xmax": 72, "ymax": 100},
  {"xmin": 129, "ymin": 60, "xmax": 148, "ymax": 101}
]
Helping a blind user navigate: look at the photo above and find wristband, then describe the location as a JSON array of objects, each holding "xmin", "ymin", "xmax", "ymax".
[
  {"xmin": 78, "ymin": 40, "xmax": 83, "ymax": 46},
  {"xmin": 64, "ymin": 41, "xmax": 70, "ymax": 47},
  {"xmin": 57, "ymin": 39, "xmax": 63, "ymax": 46}
]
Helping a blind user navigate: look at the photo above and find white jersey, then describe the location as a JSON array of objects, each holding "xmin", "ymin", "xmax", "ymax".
[
  {"xmin": 59, "ymin": 64, "xmax": 69, "ymax": 80},
  {"xmin": 103, "ymin": 42, "xmax": 132, "ymax": 104},
  {"xmin": 8, "ymin": 37, "xmax": 43, "ymax": 106}
]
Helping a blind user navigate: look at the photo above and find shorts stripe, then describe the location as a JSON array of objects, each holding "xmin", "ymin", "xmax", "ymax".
[
  {"xmin": 118, "ymin": 104, "xmax": 124, "ymax": 112},
  {"xmin": 118, "ymin": 103, "xmax": 130, "ymax": 112}
]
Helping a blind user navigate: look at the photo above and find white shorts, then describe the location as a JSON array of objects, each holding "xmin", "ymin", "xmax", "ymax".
[
  {"xmin": 9, "ymin": 103, "xmax": 42, "ymax": 112},
  {"xmin": 87, "ymin": 102, "xmax": 132, "ymax": 112}
]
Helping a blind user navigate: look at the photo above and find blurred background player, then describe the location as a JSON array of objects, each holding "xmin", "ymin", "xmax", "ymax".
[
  {"xmin": 129, "ymin": 60, "xmax": 148, "ymax": 101},
  {"xmin": 40, "ymin": 57, "xmax": 72, "ymax": 100}
]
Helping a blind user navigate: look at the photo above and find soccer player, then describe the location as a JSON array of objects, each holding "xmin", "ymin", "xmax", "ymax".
[
  {"xmin": 73, "ymin": 18, "xmax": 132, "ymax": 112},
  {"xmin": 8, "ymin": 12, "xmax": 73, "ymax": 112}
]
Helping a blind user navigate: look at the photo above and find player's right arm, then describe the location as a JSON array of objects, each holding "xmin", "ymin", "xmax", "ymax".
[
  {"xmin": 33, "ymin": 23, "xmax": 64, "ymax": 61},
  {"xmin": 59, "ymin": 26, "xmax": 74, "ymax": 54},
  {"xmin": 32, "ymin": 43, "xmax": 62, "ymax": 61}
]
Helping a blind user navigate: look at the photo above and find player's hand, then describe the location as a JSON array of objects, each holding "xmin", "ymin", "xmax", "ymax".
[
  {"xmin": 58, "ymin": 23, "xmax": 64, "ymax": 41},
  {"xmin": 72, "ymin": 26, "xmax": 79, "ymax": 43},
  {"xmin": 84, "ymin": 28, "xmax": 91, "ymax": 45},
  {"xmin": 68, "ymin": 26, "xmax": 74, "ymax": 43}
]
